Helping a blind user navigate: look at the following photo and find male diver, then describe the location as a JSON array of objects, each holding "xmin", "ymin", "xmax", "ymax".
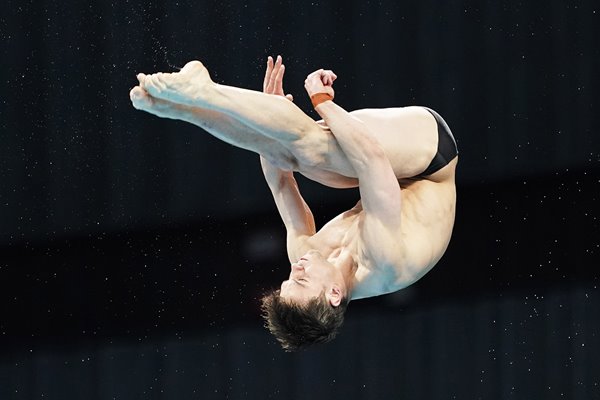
[{"xmin": 130, "ymin": 56, "xmax": 458, "ymax": 350}]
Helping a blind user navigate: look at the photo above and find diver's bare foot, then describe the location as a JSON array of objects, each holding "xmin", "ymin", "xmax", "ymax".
[
  {"xmin": 130, "ymin": 86, "xmax": 155, "ymax": 110},
  {"xmin": 137, "ymin": 61, "xmax": 215, "ymax": 108},
  {"xmin": 130, "ymin": 85, "xmax": 198, "ymax": 121}
]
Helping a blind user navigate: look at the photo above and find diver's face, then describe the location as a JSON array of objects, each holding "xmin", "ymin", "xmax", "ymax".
[{"xmin": 279, "ymin": 250, "xmax": 336, "ymax": 304}]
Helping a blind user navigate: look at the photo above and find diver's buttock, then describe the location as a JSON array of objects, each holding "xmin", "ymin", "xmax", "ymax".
[{"xmin": 417, "ymin": 107, "xmax": 458, "ymax": 177}]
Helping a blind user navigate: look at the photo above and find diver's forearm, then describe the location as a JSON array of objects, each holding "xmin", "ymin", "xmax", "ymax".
[{"xmin": 315, "ymin": 101, "xmax": 385, "ymax": 172}]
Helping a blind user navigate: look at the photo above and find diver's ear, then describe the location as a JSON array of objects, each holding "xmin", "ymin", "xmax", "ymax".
[{"xmin": 327, "ymin": 284, "xmax": 342, "ymax": 307}]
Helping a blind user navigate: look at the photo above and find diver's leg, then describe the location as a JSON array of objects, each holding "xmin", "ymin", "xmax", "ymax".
[
  {"xmin": 136, "ymin": 61, "xmax": 328, "ymax": 166},
  {"xmin": 130, "ymin": 86, "xmax": 294, "ymax": 169}
]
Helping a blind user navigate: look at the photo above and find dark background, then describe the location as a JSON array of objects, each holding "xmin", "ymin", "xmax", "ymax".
[{"xmin": 1, "ymin": 0, "xmax": 599, "ymax": 399}]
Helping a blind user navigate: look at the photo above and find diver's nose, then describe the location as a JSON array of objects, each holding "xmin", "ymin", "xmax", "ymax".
[{"xmin": 291, "ymin": 263, "xmax": 305, "ymax": 272}]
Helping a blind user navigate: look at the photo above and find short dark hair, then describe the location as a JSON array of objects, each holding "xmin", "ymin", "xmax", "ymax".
[{"xmin": 260, "ymin": 289, "xmax": 349, "ymax": 351}]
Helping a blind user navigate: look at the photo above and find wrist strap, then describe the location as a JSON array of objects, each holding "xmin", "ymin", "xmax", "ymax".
[{"xmin": 310, "ymin": 93, "xmax": 333, "ymax": 108}]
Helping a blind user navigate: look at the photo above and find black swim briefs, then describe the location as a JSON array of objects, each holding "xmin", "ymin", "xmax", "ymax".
[{"xmin": 417, "ymin": 107, "xmax": 458, "ymax": 177}]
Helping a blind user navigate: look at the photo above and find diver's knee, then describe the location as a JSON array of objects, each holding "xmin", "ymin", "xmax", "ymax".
[
  {"xmin": 289, "ymin": 130, "xmax": 328, "ymax": 168},
  {"xmin": 262, "ymin": 148, "xmax": 298, "ymax": 171}
]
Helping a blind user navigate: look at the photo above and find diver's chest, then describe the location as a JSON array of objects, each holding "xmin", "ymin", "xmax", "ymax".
[{"xmin": 315, "ymin": 211, "xmax": 362, "ymax": 249}]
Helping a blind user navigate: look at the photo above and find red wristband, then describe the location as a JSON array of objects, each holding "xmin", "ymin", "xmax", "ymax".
[{"xmin": 310, "ymin": 93, "xmax": 333, "ymax": 108}]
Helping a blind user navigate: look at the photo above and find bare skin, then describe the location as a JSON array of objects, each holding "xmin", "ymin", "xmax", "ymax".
[
  {"xmin": 131, "ymin": 57, "xmax": 442, "ymax": 187},
  {"xmin": 130, "ymin": 56, "xmax": 457, "ymax": 305}
]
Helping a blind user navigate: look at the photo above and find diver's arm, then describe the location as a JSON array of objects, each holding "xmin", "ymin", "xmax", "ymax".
[{"xmin": 261, "ymin": 157, "xmax": 315, "ymax": 263}]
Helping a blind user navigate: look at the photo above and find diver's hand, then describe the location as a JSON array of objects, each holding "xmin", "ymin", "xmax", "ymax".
[
  {"xmin": 304, "ymin": 69, "xmax": 336, "ymax": 99},
  {"xmin": 263, "ymin": 55, "xmax": 294, "ymax": 101}
]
